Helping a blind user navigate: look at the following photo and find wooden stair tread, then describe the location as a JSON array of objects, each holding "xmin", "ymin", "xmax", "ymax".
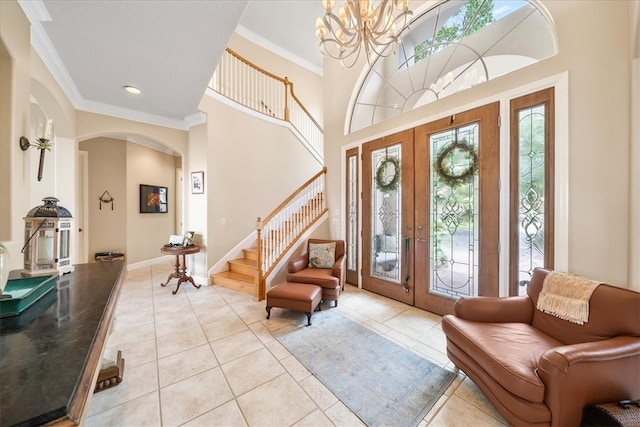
[
  {"xmin": 213, "ymin": 270, "xmax": 254, "ymax": 282},
  {"xmin": 228, "ymin": 258, "xmax": 257, "ymax": 268}
]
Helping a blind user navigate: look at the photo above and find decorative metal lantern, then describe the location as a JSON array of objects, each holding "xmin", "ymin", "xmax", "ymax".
[{"xmin": 22, "ymin": 197, "xmax": 74, "ymax": 277}]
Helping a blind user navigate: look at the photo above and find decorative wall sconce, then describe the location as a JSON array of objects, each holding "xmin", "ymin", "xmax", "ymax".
[
  {"xmin": 19, "ymin": 118, "xmax": 54, "ymax": 181},
  {"xmin": 22, "ymin": 197, "xmax": 74, "ymax": 277}
]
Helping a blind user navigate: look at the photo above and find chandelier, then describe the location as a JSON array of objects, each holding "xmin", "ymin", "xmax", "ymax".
[{"xmin": 315, "ymin": 0, "xmax": 412, "ymax": 68}]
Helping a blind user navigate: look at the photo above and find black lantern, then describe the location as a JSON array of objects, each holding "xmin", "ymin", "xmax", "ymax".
[{"xmin": 22, "ymin": 197, "xmax": 74, "ymax": 276}]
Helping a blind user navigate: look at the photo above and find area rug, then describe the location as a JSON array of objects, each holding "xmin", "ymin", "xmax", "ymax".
[{"xmin": 274, "ymin": 310, "xmax": 456, "ymax": 427}]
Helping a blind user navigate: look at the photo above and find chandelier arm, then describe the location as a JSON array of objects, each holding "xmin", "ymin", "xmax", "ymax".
[
  {"xmin": 319, "ymin": 37, "xmax": 363, "ymax": 62},
  {"xmin": 342, "ymin": 40, "xmax": 363, "ymax": 68},
  {"xmin": 321, "ymin": 13, "xmax": 362, "ymax": 51},
  {"xmin": 368, "ymin": 0, "xmax": 394, "ymax": 34},
  {"xmin": 321, "ymin": 33, "xmax": 362, "ymax": 53},
  {"xmin": 322, "ymin": 12, "xmax": 358, "ymax": 38},
  {"xmin": 316, "ymin": 0, "xmax": 413, "ymax": 68}
]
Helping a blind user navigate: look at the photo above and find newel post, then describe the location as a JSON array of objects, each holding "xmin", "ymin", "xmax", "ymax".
[
  {"xmin": 256, "ymin": 217, "xmax": 265, "ymax": 301},
  {"xmin": 283, "ymin": 77, "xmax": 290, "ymax": 122}
]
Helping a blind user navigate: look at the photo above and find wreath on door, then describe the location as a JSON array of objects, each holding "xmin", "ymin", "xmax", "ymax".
[
  {"xmin": 434, "ymin": 140, "xmax": 478, "ymax": 187},
  {"xmin": 375, "ymin": 156, "xmax": 400, "ymax": 193}
]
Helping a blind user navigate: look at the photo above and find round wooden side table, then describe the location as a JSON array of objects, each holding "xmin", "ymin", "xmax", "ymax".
[{"xmin": 160, "ymin": 244, "xmax": 201, "ymax": 294}]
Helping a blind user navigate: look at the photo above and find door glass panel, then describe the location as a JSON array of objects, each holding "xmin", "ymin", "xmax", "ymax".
[
  {"xmin": 429, "ymin": 124, "xmax": 479, "ymax": 298},
  {"xmin": 347, "ymin": 154, "xmax": 357, "ymax": 272},
  {"xmin": 517, "ymin": 104, "xmax": 546, "ymax": 295},
  {"xmin": 371, "ymin": 145, "xmax": 402, "ymax": 283}
]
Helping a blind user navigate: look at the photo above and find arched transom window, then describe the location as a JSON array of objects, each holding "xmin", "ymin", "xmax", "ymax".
[{"xmin": 349, "ymin": 0, "xmax": 557, "ymax": 133}]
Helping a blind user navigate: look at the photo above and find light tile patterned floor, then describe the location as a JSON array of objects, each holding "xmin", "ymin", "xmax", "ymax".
[{"xmin": 86, "ymin": 263, "xmax": 508, "ymax": 427}]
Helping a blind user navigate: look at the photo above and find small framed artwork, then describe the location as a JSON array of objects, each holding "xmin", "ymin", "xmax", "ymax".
[
  {"xmin": 140, "ymin": 184, "xmax": 168, "ymax": 213},
  {"xmin": 191, "ymin": 171, "xmax": 204, "ymax": 194},
  {"xmin": 182, "ymin": 231, "xmax": 195, "ymax": 247}
]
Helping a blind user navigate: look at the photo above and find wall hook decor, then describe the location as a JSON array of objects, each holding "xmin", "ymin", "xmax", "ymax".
[{"xmin": 99, "ymin": 191, "xmax": 114, "ymax": 210}]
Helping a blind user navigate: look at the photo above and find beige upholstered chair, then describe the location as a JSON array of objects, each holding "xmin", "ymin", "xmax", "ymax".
[{"xmin": 286, "ymin": 239, "xmax": 346, "ymax": 307}]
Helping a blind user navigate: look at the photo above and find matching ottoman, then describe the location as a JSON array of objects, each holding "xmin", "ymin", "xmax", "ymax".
[{"xmin": 266, "ymin": 282, "xmax": 322, "ymax": 326}]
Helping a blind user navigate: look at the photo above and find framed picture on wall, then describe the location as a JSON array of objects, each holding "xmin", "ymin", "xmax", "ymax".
[
  {"xmin": 191, "ymin": 171, "xmax": 204, "ymax": 194},
  {"xmin": 140, "ymin": 184, "xmax": 168, "ymax": 213}
]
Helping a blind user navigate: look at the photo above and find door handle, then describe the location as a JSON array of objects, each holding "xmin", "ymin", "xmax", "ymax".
[{"xmin": 403, "ymin": 236, "xmax": 410, "ymax": 293}]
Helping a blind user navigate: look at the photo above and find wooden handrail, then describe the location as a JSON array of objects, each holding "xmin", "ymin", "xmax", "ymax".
[
  {"xmin": 255, "ymin": 168, "xmax": 328, "ymax": 300},
  {"xmin": 287, "ymin": 81, "xmax": 323, "ymax": 133},
  {"xmin": 261, "ymin": 167, "xmax": 327, "ymax": 226},
  {"xmin": 210, "ymin": 48, "xmax": 324, "ymax": 162},
  {"xmin": 225, "ymin": 48, "xmax": 286, "ymax": 83}
]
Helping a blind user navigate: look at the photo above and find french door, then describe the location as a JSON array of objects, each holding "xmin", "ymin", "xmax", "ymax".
[
  {"xmin": 414, "ymin": 102, "xmax": 500, "ymax": 314},
  {"xmin": 361, "ymin": 103, "xmax": 500, "ymax": 315},
  {"xmin": 362, "ymin": 129, "xmax": 415, "ymax": 305}
]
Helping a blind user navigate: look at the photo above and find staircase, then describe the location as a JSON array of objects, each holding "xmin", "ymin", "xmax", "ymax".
[
  {"xmin": 210, "ymin": 247, "xmax": 258, "ymax": 294},
  {"xmin": 210, "ymin": 169, "xmax": 327, "ymax": 300}
]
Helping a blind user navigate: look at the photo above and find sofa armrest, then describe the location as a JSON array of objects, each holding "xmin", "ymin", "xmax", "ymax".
[
  {"xmin": 539, "ymin": 336, "xmax": 640, "ymax": 377},
  {"xmin": 288, "ymin": 253, "xmax": 309, "ymax": 273},
  {"xmin": 453, "ymin": 296, "xmax": 533, "ymax": 323},
  {"xmin": 538, "ymin": 336, "xmax": 640, "ymax": 427}
]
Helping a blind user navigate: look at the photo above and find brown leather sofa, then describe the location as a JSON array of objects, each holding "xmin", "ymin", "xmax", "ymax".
[
  {"xmin": 442, "ymin": 268, "xmax": 640, "ymax": 426},
  {"xmin": 286, "ymin": 239, "xmax": 346, "ymax": 307}
]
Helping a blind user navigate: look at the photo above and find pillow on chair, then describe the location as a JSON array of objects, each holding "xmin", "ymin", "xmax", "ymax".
[{"xmin": 308, "ymin": 242, "xmax": 336, "ymax": 268}]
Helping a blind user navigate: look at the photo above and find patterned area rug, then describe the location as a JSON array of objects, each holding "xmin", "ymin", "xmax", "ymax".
[{"xmin": 274, "ymin": 310, "xmax": 456, "ymax": 427}]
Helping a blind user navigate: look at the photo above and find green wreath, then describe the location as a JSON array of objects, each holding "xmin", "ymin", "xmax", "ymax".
[
  {"xmin": 375, "ymin": 156, "xmax": 400, "ymax": 193},
  {"xmin": 434, "ymin": 140, "xmax": 478, "ymax": 187}
]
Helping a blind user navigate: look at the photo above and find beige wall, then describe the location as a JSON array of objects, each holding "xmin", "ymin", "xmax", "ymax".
[
  {"xmin": 79, "ymin": 138, "xmax": 127, "ymax": 259},
  {"xmin": 323, "ymin": 1, "xmax": 636, "ymax": 289},
  {"xmin": 78, "ymin": 137, "xmax": 179, "ymax": 264},
  {"xmin": 195, "ymin": 93, "xmax": 323, "ymax": 274},
  {"xmin": 629, "ymin": 1, "xmax": 640, "ymax": 288},
  {"xmin": 1, "ymin": 1, "xmax": 33, "ymax": 270},
  {"xmin": 126, "ymin": 142, "xmax": 179, "ymax": 264}
]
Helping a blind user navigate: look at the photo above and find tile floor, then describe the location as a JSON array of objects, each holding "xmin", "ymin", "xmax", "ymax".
[{"xmin": 86, "ymin": 263, "xmax": 508, "ymax": 427}]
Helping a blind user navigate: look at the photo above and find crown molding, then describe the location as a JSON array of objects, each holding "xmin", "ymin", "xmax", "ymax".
[
  {"xmin": 235, "ymin": 25, "xmax": 323, "ymax": 77},
  {"xmin": 184, "ymin": 112, "xmax": 207, "ymax": 128},
  {"xmin": 78, "ymin": 98, "xmax": 193, "ymax": 131},
  {"xmin": 19, "ymin": 0, "xmax": 84, "ymax": 106},
  {"xmin": 17, "ymin": 0, "xmax": 50, "ymax": 23}
]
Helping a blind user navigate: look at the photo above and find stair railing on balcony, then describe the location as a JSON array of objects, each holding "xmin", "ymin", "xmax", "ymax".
[
  {"xmin": 210, "ymin": 48, "xmax": 324, "ymax": 161},
  {"xmin": 255, "ymin": 167, "xmax": 328, "ymax": 300}
]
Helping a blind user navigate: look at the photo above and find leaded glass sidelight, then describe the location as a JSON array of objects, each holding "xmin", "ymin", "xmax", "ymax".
[
  {"xmin": 429, "ymin": 124, "xmax": 479, "ymax": 298},
  {"xmin": 517, "ymin": 104, "xmax": 546, "ymax": 294},
  {"xmin": 371, "ymin": 145, "xmax": 402, "ymax": 282},
  {"xmin": 347, "ymin": 154, "xmax": 358, "ymax": 272}
]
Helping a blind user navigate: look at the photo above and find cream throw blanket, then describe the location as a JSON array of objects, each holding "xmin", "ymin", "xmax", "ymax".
[{"xmin": 537, "ymin": 271, "xmax": 600, "ymax": 325}]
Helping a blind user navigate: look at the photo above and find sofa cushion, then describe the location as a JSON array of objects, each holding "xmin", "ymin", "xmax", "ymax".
[
  {"xmin": 308, "ymin": 242, "xmax": 336, "ymax": 268},
  {"xmin": 443, "ymin": 316, "xmax": 562, "ymax": 403},
  {"xmin": 287, "ymin": 268, "xmax": 340, "ymax": 289}
]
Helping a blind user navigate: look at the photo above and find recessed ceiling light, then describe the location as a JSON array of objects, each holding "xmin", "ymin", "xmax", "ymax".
[{"xmin": 124, "ymin": 85, "xmax": 142, "ymax": 95}]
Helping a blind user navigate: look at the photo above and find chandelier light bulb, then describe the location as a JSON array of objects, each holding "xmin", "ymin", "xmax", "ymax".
[
  {"xmin": 316, "ymin": 0, "xmax": 412, "ymax": 68},
  {"xmin": 322, "ymin": 0, "xmax": 335, "ymax": 12}
]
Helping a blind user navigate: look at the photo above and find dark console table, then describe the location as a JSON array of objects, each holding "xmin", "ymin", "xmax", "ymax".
[{"xmin": 0, "ymin": 260, "xmax": 126, "ymax": 427}]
